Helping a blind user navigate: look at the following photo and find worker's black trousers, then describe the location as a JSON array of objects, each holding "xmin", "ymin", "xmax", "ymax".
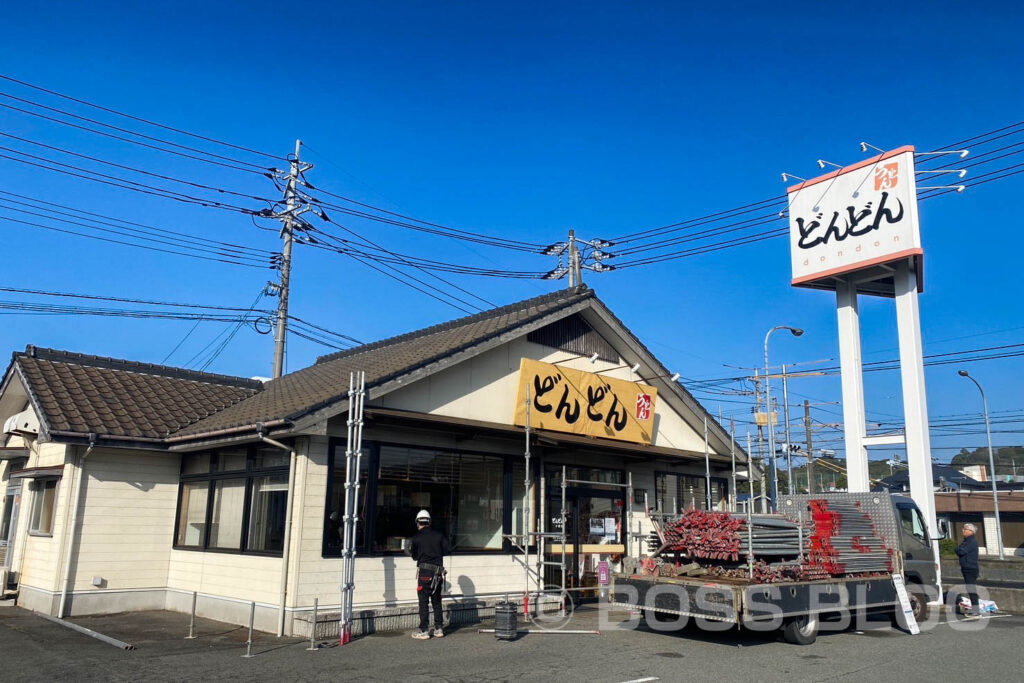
[
  {"xmin": 961, "ymin": 569, "xmax": 980, "ymax": 609},
  {"xmin": 417, "ymin": 569, "xmax": 442, "ymax": 632}
]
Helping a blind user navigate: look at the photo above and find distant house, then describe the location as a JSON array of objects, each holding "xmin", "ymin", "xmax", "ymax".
[{"xmin": 873, "ymin": 464, "xmax": 987, "ymax": 493}]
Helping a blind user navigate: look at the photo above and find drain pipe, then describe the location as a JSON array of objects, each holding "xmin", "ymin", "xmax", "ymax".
[
  {"xmin": 59, "ymin": 433, "xmax": 96, "ymax": 618},
  {"xmin": 257, "ymin": 425, "xmax": 296, "ymax": 637}
]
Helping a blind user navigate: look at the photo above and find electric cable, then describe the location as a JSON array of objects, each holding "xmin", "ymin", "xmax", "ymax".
[
  {"xmin": 0, "ymin": 89, "xmax": 271, "ymax": 172},
  {"xmin": 0, "ymin": 74, "xmax": 284, "ymax": 162}
]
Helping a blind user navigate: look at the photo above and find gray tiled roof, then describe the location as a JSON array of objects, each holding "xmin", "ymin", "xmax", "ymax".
[
  {"xmin": 12, "ymin": 347, "xmax": 262, "ymax": 439},
  {"xmin": 172, "ymin": 287, "xmax": 594, "ymax": 436}
]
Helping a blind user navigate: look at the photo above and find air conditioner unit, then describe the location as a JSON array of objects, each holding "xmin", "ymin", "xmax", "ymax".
[{"xmin": 2, "ymin": 409, "xmax": 39, "ymax": 436}]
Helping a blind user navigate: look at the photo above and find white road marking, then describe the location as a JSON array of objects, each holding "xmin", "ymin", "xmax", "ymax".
[{"xmin": 619, "ymin": 678, "xmax": 659, "ymax": 683}]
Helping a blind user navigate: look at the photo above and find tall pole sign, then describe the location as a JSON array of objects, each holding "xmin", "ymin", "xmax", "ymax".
[{"xmin": 784, "ymin": 145, "xmax": 941, "ymax": 594}]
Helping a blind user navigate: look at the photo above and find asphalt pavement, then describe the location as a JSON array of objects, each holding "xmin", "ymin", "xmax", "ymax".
[{"xmin": 0, "ymin": 605, "xmax": 1019, "ymax": 682}]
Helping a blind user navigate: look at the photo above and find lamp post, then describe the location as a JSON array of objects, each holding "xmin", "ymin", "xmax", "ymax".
[
  {"xmin": 764, "ymin": 325, "xmax": 803, "ymax": 511},
  {"xmin": 958, "ymin": 370, "xmax": 1005, "ymax": 559}
]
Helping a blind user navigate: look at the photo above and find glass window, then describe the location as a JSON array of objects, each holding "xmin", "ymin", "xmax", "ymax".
[
  {"xmin": 655, "ymin": 473, "xmax": 728, "ymax": 512},
  {"xmin": 215, "ymin": 448, "xmax": 247, "ymax": 473},
  {"xmin": 176, "ymin": 482, "xmax": 209, "ymax": 546},
  {"xmin": 900, "ymin": 507, "xmax": 928, "ymax": 543},
  {"xmin": 29, "ymin": 479, "xmax": 57, "ymax": 535},
  {"xmin": 181, "ymin": 453, "xmax": 210, "ymax": 476},
  {"xmin": 209, "ymin": 479, "xmax": 246, "ymax": 549},
  {"xmin": 175, "ymin": 444, "xmax": 290, "ymax": 554},
  {"xmin": 373, "ymin": 446, "xmax": 504, "ymax": 552},
  {"xmin": 324, "ymin": 445, "xmax": 369, "ymax": 554},
  {"xmin": 254, "ymin": 447, "xmax": 289, "ymax": 470},
  {"xmin": 247, "ymin": 474, "xmax": 289, "ymax": 552},
  {"xmin": 547, "ymin": 465, "xmax": 625, "ymax": 492}
]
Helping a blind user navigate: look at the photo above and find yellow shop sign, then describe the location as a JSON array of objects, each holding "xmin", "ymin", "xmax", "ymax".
[{"xmin": 513, "ymin": 358, "xmax": 657, "ymax": 445}]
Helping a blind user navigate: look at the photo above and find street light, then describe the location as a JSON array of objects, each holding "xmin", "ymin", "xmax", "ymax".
[
  {"xmin": 958, "ymin": 369, "xmax": 1005, "ymax": 559},
  {"xmin": 764, "ymin": 325, "xmax": 804, "ymax": 510}
]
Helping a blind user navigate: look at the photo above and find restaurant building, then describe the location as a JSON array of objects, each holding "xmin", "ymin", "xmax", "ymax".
[{"xmin": 0, "ymin": 286, "xmax": 751, "ymax": 635}]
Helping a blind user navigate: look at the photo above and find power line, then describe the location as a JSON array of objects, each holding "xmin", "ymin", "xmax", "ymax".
[
  {"xmin": 0, "ymin": 89, "xmax": 272, "ymax": 172},
  {"xmin": 0, "ymin": 74, "xmax": 284, "ymax": 162},
  {"xmin": 306, "ymin": 193, "xmax": 543, "ymax": 253},
  {"xmin": 0, "ymin": 192, "xmax": 277, "ymax": 261},
  {"xmin": 307, "ymin": 220, "xmax": 496, "ymax": 308},
  {"xmin": 0, "ymin": 145, "xmax": 261, "ymax": 214},
  {"xmin": 0, "ymin": 131, "xmax": 277, "ymax": 203},
  {"xmin": 0, "ymin": 213, "xmax": 273, "ymax": 268},
  {"xmin": 0, "ymin": 99, "xmax": 264, "ymax": 175}
]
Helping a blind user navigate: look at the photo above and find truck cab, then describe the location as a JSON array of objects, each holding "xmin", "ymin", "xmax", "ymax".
[{"xmin": 890, "ymin": 494, "xmax": 942, "ymax": 619}]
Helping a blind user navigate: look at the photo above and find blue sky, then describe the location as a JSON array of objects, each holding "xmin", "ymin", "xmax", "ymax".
[{"xmin": 1, "ymin": 2, "xmax": 1022, "ymax": 465}]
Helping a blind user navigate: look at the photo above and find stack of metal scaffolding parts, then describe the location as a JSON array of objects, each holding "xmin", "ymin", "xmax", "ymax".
[
  {"xmin": 807, "ymin": 499, "xmax": 894, "ymax": 576},
  {"xmin": 642, "ymin": 500, "xmax": 893, "ymax": 583},
  {"xmin": 656, "ymin": 510, "xmax": 805, "ymax": 562}
]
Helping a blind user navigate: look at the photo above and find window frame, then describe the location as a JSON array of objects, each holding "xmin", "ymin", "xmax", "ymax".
[
  {"xmin": 323, "ymin": 438, "xmax": 528, "ymax": 558},
  {"xmin": 28, "ymin": 477, "xmax": 59, "ymax": 537},
  {"xmin": 653, "ymin": 470, "xmax": 730, "ymax": 513},
  {"xmin": 173, "ymin": 445, "xmax": 290, "ymax": 556}
]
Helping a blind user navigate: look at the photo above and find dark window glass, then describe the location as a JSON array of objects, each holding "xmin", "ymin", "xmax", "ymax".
[
  {"xmin": 324, "ymin": 444, "xmax": 369, "ymax": 553},
  {"xmin": 373, "ymin": 446, "xmax": 504, "ymax": 552}
]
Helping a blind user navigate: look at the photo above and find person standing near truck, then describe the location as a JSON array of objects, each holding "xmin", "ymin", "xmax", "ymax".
[
  {"xmin": 410, "ymin": 509, "xmax": 450, "ymax": 639},
  {"xmin": 956, "ymin": 523, "xmax": 981, "ymax": 617}
]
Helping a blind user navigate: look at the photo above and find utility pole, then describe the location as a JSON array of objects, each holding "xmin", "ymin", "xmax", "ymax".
[
  {"xmin": 804, "ymin": 399, "xmax": 814, "ymax": 495},
  {"xmin": 567, "ymin": 229, "xmax": 578, "ymax": 289},
  {"xmin": 782, "ymin": 364, "xmax": 794, "ymax": 495},
  {"xmin": 541, "ymin": 230, "xmax": 612, "ymax": 285},
  {"xmin": 271, "ymin": 140, "xmax": 312, "ymax": 378}
]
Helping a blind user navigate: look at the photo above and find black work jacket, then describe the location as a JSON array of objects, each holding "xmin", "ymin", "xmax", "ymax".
[{"xmin": 410, "ymin": 527, "xmax": 451, "ymax": 568}]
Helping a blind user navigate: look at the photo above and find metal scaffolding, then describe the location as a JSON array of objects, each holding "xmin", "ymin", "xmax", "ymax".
[{"xmin": 339, "ymin": 371, "xmax": 366, "ymax": 645}]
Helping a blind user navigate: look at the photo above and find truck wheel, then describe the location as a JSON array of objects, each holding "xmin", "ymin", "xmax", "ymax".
[
  {"xmin": 891, "ymin": 583, "xmax": 929, "ymax": 629},
  {"xmin": 782, "ymin": 614, "xmax": 819, "ymax": 645}
]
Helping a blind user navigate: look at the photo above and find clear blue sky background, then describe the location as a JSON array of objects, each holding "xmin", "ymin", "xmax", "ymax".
[{"xmin": 1, "ymin": 2, "xmax": 1021, "ymax": 467}]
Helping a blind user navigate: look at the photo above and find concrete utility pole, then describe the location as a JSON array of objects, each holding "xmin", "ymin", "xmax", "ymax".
[
  {"xmin": 272, "ymin": 140, "xmax": 309, "ymax": 379},
  {"xmin": 567, "ymin": 229, "xmax": 579, "ymax": 289},
  {"xmin": 804, "ymin": 400, "xmax": 814, "ymax": 495}
]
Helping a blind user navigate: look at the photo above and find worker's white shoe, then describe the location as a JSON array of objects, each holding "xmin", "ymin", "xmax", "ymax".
[
  {"xmin": 433, "ymin": 628, "xmax": 445, "ymax": 638},
  {"xmin": 411, "ymin": 630, "xmax": 431, "ymax": 640}
]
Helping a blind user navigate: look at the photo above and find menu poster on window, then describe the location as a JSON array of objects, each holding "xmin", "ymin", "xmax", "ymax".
[{"xmin": 513, "ymin": 358, "xmax": 657, "ymax": 445}]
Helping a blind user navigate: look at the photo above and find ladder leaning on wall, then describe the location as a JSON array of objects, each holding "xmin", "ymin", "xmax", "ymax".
[{"xmin": 339, "ymin": 371, "xmax": 366, "ymax": 646}]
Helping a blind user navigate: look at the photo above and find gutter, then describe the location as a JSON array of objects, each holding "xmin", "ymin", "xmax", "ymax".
[
  {"xmin": 58, "ymin": 433, "xmax": 96, "ymax": 618},
  {"xmin": 165, "ymin": 419, "xmax": 289, "ymax": 444},
  {"xmin": 256, "ymin": 424, "xmax": 297, "ymax": 638}
]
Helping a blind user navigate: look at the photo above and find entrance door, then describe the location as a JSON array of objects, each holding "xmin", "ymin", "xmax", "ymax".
[
  {"xmin": 0, "ymin": 483, "xmax": 22, "ymax": 568},
  {"xmin": 549, "ymin": 491, "xmax": 623, "ymax": 593}
]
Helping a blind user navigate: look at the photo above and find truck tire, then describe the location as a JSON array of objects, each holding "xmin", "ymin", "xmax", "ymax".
[{"xmin": 782, "ymin": 614, "xmax": 819, "ymax": 645}]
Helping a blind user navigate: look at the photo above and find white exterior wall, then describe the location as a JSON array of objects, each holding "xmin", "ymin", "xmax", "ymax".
[{"xmin": 11, "ymin": 440, "xmax": 71, "ymax": 613}]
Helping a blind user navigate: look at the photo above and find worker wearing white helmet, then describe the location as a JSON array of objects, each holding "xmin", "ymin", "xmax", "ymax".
[{"xmin": 410, "ymin": 509, "xmax": 450, "ymax": 639}]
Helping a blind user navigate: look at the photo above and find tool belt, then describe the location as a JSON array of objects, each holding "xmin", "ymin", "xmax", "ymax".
[{"xmin": 418, "ymin": 562, "xmax": 446, "ymax": 594}]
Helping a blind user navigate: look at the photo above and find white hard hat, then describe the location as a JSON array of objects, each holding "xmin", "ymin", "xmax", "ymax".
[{"xmin": 415, "ymin": 509, "xmax": 431, "ymax": 522}]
